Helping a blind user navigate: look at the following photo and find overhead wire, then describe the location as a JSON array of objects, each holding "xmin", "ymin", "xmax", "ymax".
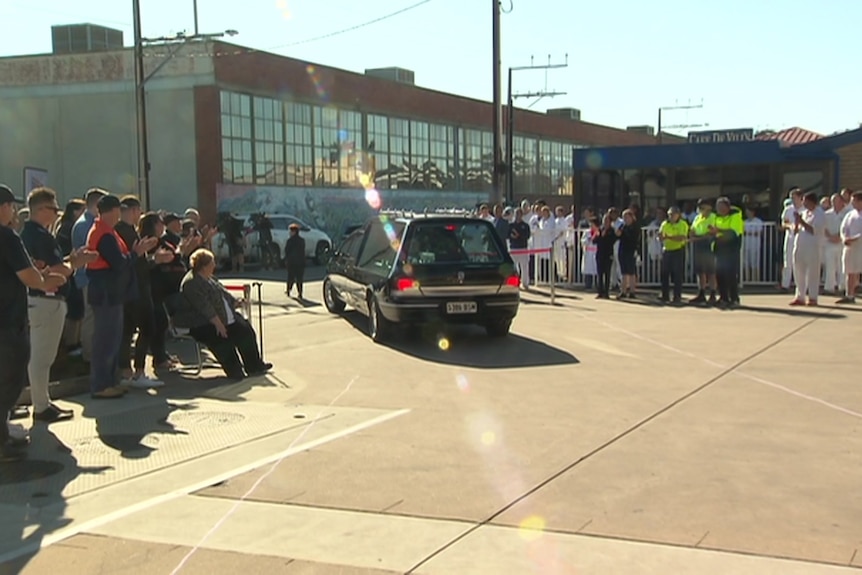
[{"xmin": 144, "ymin": 0, "xmax": 434, "ymax": 58}]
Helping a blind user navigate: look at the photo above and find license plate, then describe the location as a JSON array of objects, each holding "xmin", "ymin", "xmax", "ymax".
[{"xmin": 446, "ymin": 301, "xmax": 477, "ymax": 314}]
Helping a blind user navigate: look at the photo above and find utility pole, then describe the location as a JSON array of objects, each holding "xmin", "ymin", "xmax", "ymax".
[
  {"xmin": 491, "ymin": 0, "xmax": 503, "ymax": 205},
  {"xmin": 193, "ymin": 0, "xmax": 199, "ymax": 35},
  {"xmin": 657, "ymin": 100, "xmax": 704, "ymax": 144},
  {"xmin": 506, "ymin": 55, "xmax": 568, "ymax": 204},
  {"xmin": 132, "ymin": 0, "xmax": 151, "ymax": 209}
]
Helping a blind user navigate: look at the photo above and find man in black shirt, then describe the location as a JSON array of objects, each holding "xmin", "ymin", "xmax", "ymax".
[
  {"xmin": 0, "ymin": 184, "xmax": 67, "ymax": 462},
  {"xmin": 508, "ymin": 208, "xmax": 531, "ymax": 289},
  {"xmin": 21, "ymin": 188, "xmax": 96, "ymax": 424}
]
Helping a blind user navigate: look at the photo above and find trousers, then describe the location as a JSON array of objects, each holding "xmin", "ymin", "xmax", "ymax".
[
  {"xmin": 512, "ymin": 253, "xmax": 530, "ymax": 286},
  {"xmin": 661, "ymin": 249, "xmax": 685, "ymax": 300},
  {"xmin": 27, "ymin": 297, "xmax": 67, "ymax": 413},
  {"xmin": 190, "ymin": 315, "xmax": 262, "ymax": 378},
  {"xmin": 90, "ymin": 304, "xmax": 124, "ymax": 393},
  {"xmin": 793, "ymin": 244, "xmax": 821, "ymax": 302},
  {"xmin": 286, "ymin": 263, "xmax": 306, "ymax": 296},
  {"xmin": 0, "ymin": 326, "xmax": 30, "ymax": 444},
  {"xmin": 823, "ymin": 243, "xmax": 844, "ymax": 292},
  {"xmin": 120, "ymin": 295, "xmax": 155, "ymax": 373},
  {"xmin": 781, "ymin": 235, "xmax": 796, "ymax": 289},
  {"xmin": 715, "ymin": 247, "xmax": 740, "ymax": 303},
  {"xmin": 80, "ymin": 285, "xmax": 95, "ymax": 362}
]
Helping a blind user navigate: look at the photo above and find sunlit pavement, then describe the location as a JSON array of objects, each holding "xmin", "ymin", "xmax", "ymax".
[{"xmin": 2, "ymin": 280, "xmax": 862, "ymax": 574}]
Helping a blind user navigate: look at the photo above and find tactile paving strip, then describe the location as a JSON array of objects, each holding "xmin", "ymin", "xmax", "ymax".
[{"xmin": 0, "ymin": 399, "xmax": 318, "ymax": 505}]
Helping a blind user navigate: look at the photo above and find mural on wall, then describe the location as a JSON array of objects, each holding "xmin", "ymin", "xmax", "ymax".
[{"xmin": 216, "ymin": 184, "xmax": 488, "ymax": 241}]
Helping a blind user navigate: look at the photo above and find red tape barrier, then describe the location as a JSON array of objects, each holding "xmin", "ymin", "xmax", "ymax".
[{"xmin": 509, "ymin": 248, "xmax": 552, "ymax": 256}]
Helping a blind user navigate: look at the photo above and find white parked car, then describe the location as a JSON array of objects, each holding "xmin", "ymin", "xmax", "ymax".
[{"xmin": 213, "ymin": 213, "xmax": 332, "ymax": 265}]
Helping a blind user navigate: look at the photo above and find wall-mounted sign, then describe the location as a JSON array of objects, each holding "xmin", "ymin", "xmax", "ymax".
[
  {"xmin": 23, "ymin": 167, "xmax": 48, "ymax": 192},
  {"xmin": 687, "ymin": 129, "xmax": 754, "ymax": 144}
]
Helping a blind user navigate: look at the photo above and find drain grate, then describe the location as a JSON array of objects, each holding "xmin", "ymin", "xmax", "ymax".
[
  {"xmin": 0, "ymin": 460, "xmax": 65, "ymax": 485},
  {"xmin": 167, "ymin": 411, "xmax": 246, "ymax": 428}
]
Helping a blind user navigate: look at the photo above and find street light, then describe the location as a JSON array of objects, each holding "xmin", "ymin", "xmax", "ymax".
[{"xmin": 132, "ymin": 0, "xmax": 238, "ymax": 208}]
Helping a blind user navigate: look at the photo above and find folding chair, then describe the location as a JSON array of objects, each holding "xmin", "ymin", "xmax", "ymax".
[{"xmin": 164, "ymin": 302, "xmax": 203, "ymax": 376}]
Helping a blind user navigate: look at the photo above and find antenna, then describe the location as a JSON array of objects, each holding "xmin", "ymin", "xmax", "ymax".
[{"xmin": 657, "ymin": 99, "xmax": 705, "ymax": 143}]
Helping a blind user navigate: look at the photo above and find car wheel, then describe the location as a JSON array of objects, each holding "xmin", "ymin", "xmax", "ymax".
[
  {"xmin": 485, "ymin": 319, "xmax": 512, "ymax": 338},
  {"xmin": 322, "ymin": 278, "xmax": 346, "ymax": 314},
  {"xmin": 314, "ymin": 241, "xmax": 330, "ymax": 265},
  {"xmin": 368, "ymin": 296, "xmax": 390, "ymax": 343}
]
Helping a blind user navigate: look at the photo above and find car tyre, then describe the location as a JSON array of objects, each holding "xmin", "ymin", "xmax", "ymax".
[
  {"xmin": 368, "ymin": 296, "xmax": 391, "ymax": 343},
  {"xmin": 323, "ymin": 278, "xmax": 346, "ymax": 314},
  {"xmin": 485, "ymin": 319, "xmax": 512, "ymax": 338},
  {"xmin": 314, "ymin": 241, "xmax": 330, "ymax": 265}
]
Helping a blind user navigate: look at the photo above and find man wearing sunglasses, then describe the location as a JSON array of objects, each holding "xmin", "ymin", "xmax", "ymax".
[{"xmin": 20, "ymin": 188, "xmax": 97, "ymax": 423}]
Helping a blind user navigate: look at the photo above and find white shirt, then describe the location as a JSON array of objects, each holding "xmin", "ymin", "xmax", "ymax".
[
  {"xmin": 535, "ymin": 216, "xmax": 556, "ymax": 251},
  {"xmin": 744, "ymin": 217, "xmax": 764, "ymax": 249},
  {"xmin": 841, "ymin": 209, "xmax": 862, "ymax": 243},
  {"xmin": 824, "ymin": 208, "xmax": 844, "ymax": 240},
  {"xmin": 782, "ymin": 204, "xmax": 798, "ymax": 238},
  {"xmin": 795, "ymin": 206, "xmax": 825, "ymax": 251}
]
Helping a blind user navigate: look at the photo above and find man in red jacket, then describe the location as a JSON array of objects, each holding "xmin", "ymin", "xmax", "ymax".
[{"xmin": 85, "ymin": 195, "xmax": 155, "ymax": 399}]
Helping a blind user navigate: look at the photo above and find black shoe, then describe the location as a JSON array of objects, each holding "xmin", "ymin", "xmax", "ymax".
[
  {"xmin": 0, "ymin": 442, "xmax": 27, "ymax": 463},
  {"xmin": 33, "ymin": 403, "xmax": 74, "ymax": 424},
  {"xmin": 690, "ymin": 294, "xmax": 706, "ymax": 304},
  {"xmin": 247, "ymin": 362, "xmax": 273, "ymax": 376},
  {"xmin": 9, "ymin": 406, "xmax": 29, "ymax": 421}
]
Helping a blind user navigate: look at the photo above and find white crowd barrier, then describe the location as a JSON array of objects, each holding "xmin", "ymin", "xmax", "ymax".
[{"xmin": 511, "ymin": 222, "xmax": 784, "ymax": 289}]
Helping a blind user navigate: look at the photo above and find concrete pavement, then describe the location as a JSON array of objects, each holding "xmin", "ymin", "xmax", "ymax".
[{"xmin": 2, "ymin": 280, "xmax": 861, "ymax": 574}]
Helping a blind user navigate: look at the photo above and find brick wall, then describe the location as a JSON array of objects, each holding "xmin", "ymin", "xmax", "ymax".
[
  {"xmin": 838, "ymin": 141, "xmax": 862, "ymax": 190},
  {"xmin": 194, "ymin": 86, "xmax": 221, "ymax": 224}
]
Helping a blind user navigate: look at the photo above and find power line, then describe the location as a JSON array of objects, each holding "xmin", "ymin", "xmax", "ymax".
[{"xmin": 270, "ymin": 0, "xmax": 432, "ymax": 49}]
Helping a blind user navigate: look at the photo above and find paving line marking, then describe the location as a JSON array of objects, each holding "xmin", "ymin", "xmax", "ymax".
[
  {"xmin": 569, "ymin": 305, "xmax": 862, "ymax": 420},
  {"xmin": 169, "ymin": 376, "xmax": 361, "ymax": 574},
  {"xmin": 0, "ymin": 406, "xmax": 410, "ymax": 566},
  {"xmin": 406, "ymin": 304, "xmax": 847, "ymax": 573}
]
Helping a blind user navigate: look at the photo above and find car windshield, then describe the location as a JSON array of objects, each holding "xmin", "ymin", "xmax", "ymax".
[{"xmin": 404, "ymin": 221, "xmax": 503, "ymax": 265}]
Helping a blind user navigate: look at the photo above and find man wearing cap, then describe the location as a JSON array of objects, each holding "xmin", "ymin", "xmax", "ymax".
[
  {"xmin": 21, "ymin": 187, "xmax": 98, "ymax": 424},
  {"xmin": 86, "ymin": 195, "xmax": 156, "ymax": 399},
  {"xmin": 0, "ymin": 184, "xmax": 67, "ymax": 461},
  {"xmin": 659, "ymin": 206, "xmax": 688, "ymax": 303},
  {"xmin": 284, "ymin": 222, "xmax": 306, "ymax": 299},
  {"xmin": 71, "ymin": 188, "xmax": 108, "ymax": 363},
  {"xmin": 710, "ymin": 197, "xmax": 745, "ymax": 307},
  {"xmin": 689, "ymin": 199, "xmax": 717, "ymax": 305}
]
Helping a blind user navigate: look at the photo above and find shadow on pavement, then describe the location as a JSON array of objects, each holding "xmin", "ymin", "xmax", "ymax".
[
  {"xmin": 343, "ymin": 312, "xmax": 578, "ymax": 369},
  {"xmin": 0, "ymin": 427, "xmax": 110, "ymax": 575}
]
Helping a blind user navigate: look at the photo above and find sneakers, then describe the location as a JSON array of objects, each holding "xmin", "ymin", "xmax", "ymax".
[
  {"xmin": 120, "ymin": 375, "xmax": 165, "ymax": 389},
  {"xmin": 7, "ymin": 422, "xmax": 29, "ymax": 441},
  {"xmin": 836, "ymin": 296, "xmax": 857, "ymax": 305},
  {"xmin": 33, "ymin": 403, "xmax": 74, "ymax": 423}
]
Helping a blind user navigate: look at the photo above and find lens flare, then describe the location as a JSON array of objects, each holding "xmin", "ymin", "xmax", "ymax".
[
  {"xmin": 455, "ymin": 374, "xmax": 469, "ymax": 392},
  {"xmin": 518, "ymin": 515, "xmax": 546, "ymax": 542},
  {"xmin": 365, "ymin": 188, "xmax": 381, "ymax": 210},
  {"xmin": 585, "ymin": 150, "xmax": 604, "ymax": 170},
  {"xmin": 481, "ymin": 431, "xmax": 496, "ymax": 446},
  {"xmin": 275, "ymin": 0, "xmax": 291, "ymax": 18},
  {"xmin": 437, "ymin": 337, "xmax": 450, "ymax": 351},
  {"xmin": 305, "ymin": 65, "xmax": 328, "ymax": 101}
]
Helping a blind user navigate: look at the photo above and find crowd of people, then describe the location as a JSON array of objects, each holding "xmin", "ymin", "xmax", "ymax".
[
  {"xmin": 476, "ymin": 186, "xmax": 862, "ymax": 308},
  {"xmin": 1, "ymin": 184, "xmax": 271, "ymax": 463}
]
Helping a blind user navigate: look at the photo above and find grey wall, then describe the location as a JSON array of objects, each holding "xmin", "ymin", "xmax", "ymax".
[{"xmin": 0, "ymin": 85, "xmax": 198, "ymax": 212}]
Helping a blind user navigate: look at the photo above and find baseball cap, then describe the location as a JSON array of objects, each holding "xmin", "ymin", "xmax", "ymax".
[
  {"xmin": 163, "ymin": 213, "xmax": 181, "ymax": 225},
  {"xmin": 120, "ymin": 195, "xmax": 141, "ymax": 209},
  {"xmin": 97, "ymin": 194, "xmax": 122, "ymax": 213},
  {"xmin": 0, "ymin": 184, "xmax": 25, "ymax": 205}
]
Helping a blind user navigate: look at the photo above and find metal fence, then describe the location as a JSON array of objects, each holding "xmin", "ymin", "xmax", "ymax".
[{"xmin": 531, "ymin": 221, "xmax": 782, "ymax": 289}]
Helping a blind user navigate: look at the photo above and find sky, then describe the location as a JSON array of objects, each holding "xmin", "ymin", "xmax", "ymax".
[{"xmin": 1, "ymin": 0, "xmax": 860, "ymax": 137}]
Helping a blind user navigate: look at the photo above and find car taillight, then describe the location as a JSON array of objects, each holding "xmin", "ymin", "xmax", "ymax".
[
  {"xmin": 504, "ymin": 275, "xmax": 520, "ymax": 287},
  {"xmin": 394, "ymin": 278, "xmax": 418, "ymax": 291}
]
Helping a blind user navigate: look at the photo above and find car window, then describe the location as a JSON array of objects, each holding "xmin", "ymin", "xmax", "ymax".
[
  {"xmin": 270, "ymin": 217, "xmax": 289, "ymax": 231},
  {"xmin": 405, "ymin": 221, "xmax": 504, "ymax": 264},
  {"xmin": 357, "ymin": 219, "xmax": 404, "ymax": 273},
  {"xmin": 339, "ymin": 230, "xmax": 363, "ymax": 260}
]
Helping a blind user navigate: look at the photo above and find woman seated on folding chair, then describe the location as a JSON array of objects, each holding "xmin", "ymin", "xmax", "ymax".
[{"xmin": 175, "ymin": 249, "xmax": 271, "ymax": 380}]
